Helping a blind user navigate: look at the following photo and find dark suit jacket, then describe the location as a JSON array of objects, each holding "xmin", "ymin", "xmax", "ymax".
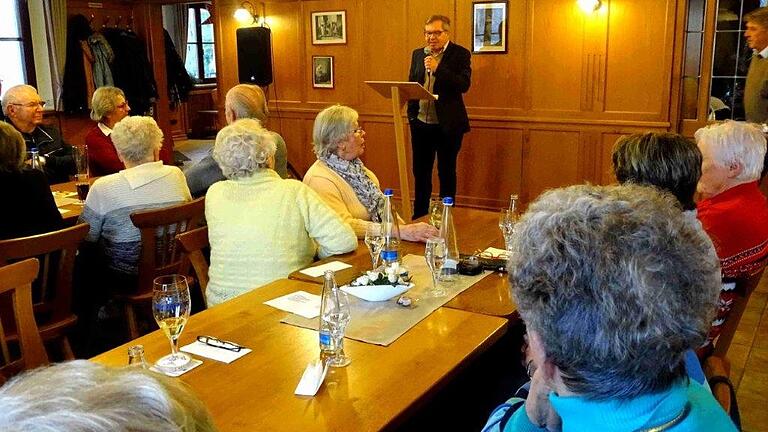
[{"xmin": 407, "ymin": 41, "xmax": 472, "ymax": 136}]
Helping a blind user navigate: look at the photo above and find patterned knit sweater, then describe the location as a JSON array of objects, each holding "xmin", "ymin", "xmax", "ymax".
[
  {"xmin": 79, "ymin": 161, "xmax": 192, "ymax": 274},
  {"xmin": 205, "ymin": 170, "xmax": 357, "ymax": 306},
  {"xmin": 745, "ymin": 54, "xmax": 768, "ymax": 123}
]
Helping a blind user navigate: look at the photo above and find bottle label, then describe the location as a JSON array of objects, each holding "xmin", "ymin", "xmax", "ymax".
[
  {"xmin": 319, "ymin": 330, "xmax": 332, "ymax": 348},
  {"xmin": 381, "ymin": 250, "xmax": 398, "ymax": 262},
  {"xmin": 443, "ymin": 258, "xmax": 458, "ymax": 270}
]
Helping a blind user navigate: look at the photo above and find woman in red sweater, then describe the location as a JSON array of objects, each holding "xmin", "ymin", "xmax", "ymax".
[{"xmin": 85, "ymin": 86, "xmax": 130, "ymax": 176}]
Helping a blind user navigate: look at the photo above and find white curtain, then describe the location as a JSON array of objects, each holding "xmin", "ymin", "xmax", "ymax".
[
  {"xmin": 42, "ymin": 0, "xmax": 67, "ymax": 111},
  {"xmin": 162, "ymin": 4, "xmax": 190, "ymax": 63}
]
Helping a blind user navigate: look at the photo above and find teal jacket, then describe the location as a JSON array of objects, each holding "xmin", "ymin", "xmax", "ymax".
[{"xmin": 483, "ymin": 380, "xmax": 736, "ymax": 432}]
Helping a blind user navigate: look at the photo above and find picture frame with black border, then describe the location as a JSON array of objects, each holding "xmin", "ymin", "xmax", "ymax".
[
  {"xmin": 472, "ymin": 1, "xmax": 507, "ymax": 54},
  {"xmin": 312, "ymin": 55, "xmax": 334, "ymax": 89},
  {"xmin": 311, "ymin": 10, "xmax": 347, "ymax": 45}
]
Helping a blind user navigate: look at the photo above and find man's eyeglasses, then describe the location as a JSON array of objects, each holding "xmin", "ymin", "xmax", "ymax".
[
  {"xmin": 197, "ymin": 335, "xmax": 244, "ymax": 352},
  {"xmin": 424, "ymin": 31, "xmax": 445, "ymax": 38},
  {"xmin": 10, "ymin": 101, "xmax": 46, "ymax": 109}
]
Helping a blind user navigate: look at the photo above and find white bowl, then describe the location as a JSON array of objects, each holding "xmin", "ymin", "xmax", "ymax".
[{"xmin": 341, "ymin": 283, "xmax": 413, "ymax": 302}]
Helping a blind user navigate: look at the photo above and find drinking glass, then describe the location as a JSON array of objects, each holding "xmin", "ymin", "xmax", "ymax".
[
  {"xmin": 72, "ymin": 145, "xmax": 90, "ymax": 203},
  {"xmin": 364, "ymin": 223, "xmax": 384, "ymax": 270},
  {"xmin": 428, "ymin": 197, "xmax": 444, "ymax": 229},
  {"xmin": 152, "ymin": 274, "xmax": 192, "ymax": 371},
  {"xmin": 499, "ymin": 209, "xmax": 517, "ymax": 250},
  {"xmin": 424, "ymin": 237, "xmax": 447, "ymax": 297},
  {"xmin": 321, "ymin": 287, "xmax": 351, "ymax": 367}
]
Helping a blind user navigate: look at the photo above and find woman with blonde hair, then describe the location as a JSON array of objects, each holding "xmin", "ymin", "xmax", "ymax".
[
  {"xmin": 185, "ymin": 84, "xmax": 288, "ymax": 196},
  {"xmin": 0, "ymin": 120, "xmax": 62, "ymax": 239},
  {"xmin": 85, "ymin": 86, "xmax": 131, "ymax": 175}
]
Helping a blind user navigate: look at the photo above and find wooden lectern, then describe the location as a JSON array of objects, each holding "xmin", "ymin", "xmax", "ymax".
[{"xmin": 365, "ymin": 81, "xmax": 436, "ymax": 221}]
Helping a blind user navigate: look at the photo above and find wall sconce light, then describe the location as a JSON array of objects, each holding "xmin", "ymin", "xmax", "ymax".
[
  {"xmin": 577, "ymin": 0, "xmax": 602, "ymax": 13},
  {"xmin": 234, "ymin": 1, "xmax": 265, "ymax": 26}
]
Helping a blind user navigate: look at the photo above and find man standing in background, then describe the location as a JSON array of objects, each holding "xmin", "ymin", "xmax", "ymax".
[
  {"xmin": 408, "ymin": 15, "xmax": 471, "ymax": 218},
  {"xmin": 744, "ymin": 7, "xmax": 768, "ymax": 123}
]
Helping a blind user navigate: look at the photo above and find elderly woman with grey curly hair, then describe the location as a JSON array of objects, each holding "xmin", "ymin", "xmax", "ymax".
[
  {"xmin": 205, "ymin": 118, "xmax": 356, "ymax": 306},
  {"xmin": 483, "ymin": 184, "xmax": 736, "ymax": 432},
  {"xmin": 79, "ymin": 116, "xmax": 191, "ymax": 277},
  {"xmin": 85, "ymin": 86, "xmax": 131, "ymax": 176},
  {"xmin": 304, "ymin": 105, "xmax": 437, "ymax": 242},
  {"xmin": 0, "ymin": 360, "xmax": 217, "ymax": 431}
]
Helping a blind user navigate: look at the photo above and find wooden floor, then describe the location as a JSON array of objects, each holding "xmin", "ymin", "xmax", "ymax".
[{"xmin": 730, "ymin": 272, "xmax": 768, "ymax": 432}]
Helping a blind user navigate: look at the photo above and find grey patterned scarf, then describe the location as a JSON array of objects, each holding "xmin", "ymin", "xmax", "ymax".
[{"xmin": 321, "ymin": 154, "xmax": 385, "ymax": 222}]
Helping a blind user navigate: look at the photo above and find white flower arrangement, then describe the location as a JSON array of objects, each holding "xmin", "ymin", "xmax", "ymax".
[{"xmin": 350, "ymin": 262, "xmax": 412, "ymax": 287}]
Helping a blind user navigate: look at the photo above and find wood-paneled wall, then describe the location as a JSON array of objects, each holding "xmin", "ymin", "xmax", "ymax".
[{"xmin": 213, "ymin": 0, "xmax": 682, "ymax": 209}]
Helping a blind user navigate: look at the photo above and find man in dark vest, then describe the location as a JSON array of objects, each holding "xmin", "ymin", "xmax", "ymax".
[
  {"xmin": 407, "ymin": 15, "xmax": 472, "ymax": 218},
  {"xmin": 1, "ymin": 85, "xmax": 74, "ymax": 183},
  {"xmin": 744, "ymin": 7, "xmax": 768, "ymax": 123}
]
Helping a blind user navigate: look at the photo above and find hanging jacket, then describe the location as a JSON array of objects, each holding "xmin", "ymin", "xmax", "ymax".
[{"xmin": 103, "ymin": 27, "xmax": 158, "ymax": 115}]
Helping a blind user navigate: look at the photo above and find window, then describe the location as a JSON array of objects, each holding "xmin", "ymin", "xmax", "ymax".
[
  {"xmin": 185, "ymin": 4, "xmax": 216, "ymax": 83},
  {"xmin": 0, "ymin": 0, "xmax": 35, "ymax": 95}
]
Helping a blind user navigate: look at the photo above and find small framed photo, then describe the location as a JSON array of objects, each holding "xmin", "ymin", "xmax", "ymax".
[
  {"xmin": 472, "ymin": 2, "xmax": 507, "ymax": 53},
  {"xmin": 311, "ymin": 11, "xmax": 347, "ymax": 45},
  {"xmin": 312, "ymin": 56, "xmax": 334, "ymax": 88}
]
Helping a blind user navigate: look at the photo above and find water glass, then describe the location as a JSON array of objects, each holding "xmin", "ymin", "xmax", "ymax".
[
  {"xmin": 424, "ymin": 237, "xmax": 447, "ymax": 297},
  {"xmin": 364, "ymin": 223, "xmax": 384, "ymax": 270},
  {"xmin": 499, "ymin": 209, "xmax": 517, "ymax": 249},
  {"xmin": 428, "ymin": 197, "xmax": 444, "ymax": 229},
  {"xmin": 152, "ymin": 274, "xmax": 192, "ymax": 372},
  {"xmin": 72, "ymin": 145, "xmax": 90, "ymax": 203},
  {"xmin": 321, "ymin": 286, "xmax": 351, "ymax": 367}
]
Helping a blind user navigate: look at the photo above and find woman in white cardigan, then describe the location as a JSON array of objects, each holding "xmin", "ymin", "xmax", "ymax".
[{"xmin": 205, "ymin": 118, "xmax": 357, "ymax": 306}]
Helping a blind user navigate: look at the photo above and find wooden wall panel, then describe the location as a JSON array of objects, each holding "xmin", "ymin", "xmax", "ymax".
[
  {"xmin": 599, "ymin": 132, "xmax": 625, "ymax": 185},
  {"xmin": 270, "ymin": 2, "xmax": 304, "ymax": 103},
  {"xmin": 604, "ymin": 0, "xmax": 676, "ymax": 117},
  {"xmin": 522, "ymin": 130, "xmax": 582, "ymax": 202},
  {"xmin": 457, "ymin": 126, "xmax": 524, "ymax": 207}
]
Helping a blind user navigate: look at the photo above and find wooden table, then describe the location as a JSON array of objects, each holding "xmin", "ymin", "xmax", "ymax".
[
  {"xmin": 91, "ymin": 278, "xmax": 508, "ymax": 431},
  {"xmin": 289, "ymin": 207, "xmax": 517, "ymax": 318},
  {"xmin": 50, "ymin": 179, "xmax": 96, "ymax": 224}
]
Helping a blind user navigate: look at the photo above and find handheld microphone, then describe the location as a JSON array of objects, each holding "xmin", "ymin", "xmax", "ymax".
[{"xmin": 424, "ymin": 46, "xmax": 432, "ymax": 74}]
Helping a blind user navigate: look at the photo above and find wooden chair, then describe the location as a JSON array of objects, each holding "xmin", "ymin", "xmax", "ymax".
[
  {"xmin": 713, "ymin": 269, "xmax": 765, "ymax": 358},
  {"xmin": 121, "ymin": 198, "xmax": 205, "ymax": 339},
  {"xmin": 0, "ymin": 259, "xmax": 48, "ymax": 379},
  {"xmin": 0, "ymin": 223, "xmax": 89, "ymax": 360},
  {"xmin": 176, "ymin": 226, "xmax": 209, "ymax": 309}
]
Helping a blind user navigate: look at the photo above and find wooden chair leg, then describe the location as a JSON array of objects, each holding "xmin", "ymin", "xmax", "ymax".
[
  {"xmin": 125, "ymin": 304, "xmax": 139, "ymax": 340},
  {"xmin": 60, "ymin": 337, "xmax": 75, "ymax": 360}
]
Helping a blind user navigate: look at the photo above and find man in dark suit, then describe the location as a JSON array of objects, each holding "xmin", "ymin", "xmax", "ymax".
[{"xmin": 408, "ymin": 15, "xmax": 471, "ymax": 218}]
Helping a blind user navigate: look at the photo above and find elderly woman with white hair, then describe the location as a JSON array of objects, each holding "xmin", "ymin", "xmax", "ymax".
[
  {"xmin": 205, "ymin": 118, "xmax": 356, "ymax": 306},
  {"xmin": 79, "ymin": 116, "xmax": 191, "ymax": 276},
  {"xmin": 484, "ymin": 184, "xmax": 735, "ymax": 432},
  {"xmin": 0, "ymin": 360, "xmax": 217, "ymax": 431},
  {"xmin": 694, "ymin": 120, "xmax": 768, "ymax": 355},
  {"xmin": 304, "ymin": 105, "xmax": 437, "ymax": 242},
  {"xmin": 85, "ymin": 86, "xmax": 131, "ymax": 176},
  {"xmin": 185, "ymin": 84, "xmax": 288, "ymax": 196}
]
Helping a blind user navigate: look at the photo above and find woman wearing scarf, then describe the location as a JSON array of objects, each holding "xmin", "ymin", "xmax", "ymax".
[{"xmin": 304, "ymin": 105, "xmax": 437, "ymax": 242}]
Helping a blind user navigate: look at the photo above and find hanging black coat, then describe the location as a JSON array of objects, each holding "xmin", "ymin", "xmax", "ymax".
[
  {"xmin": 103, "ymin": 28, "xmax": 158, "ymax": 115},
  {"xmin": 62, "ymin": 14, "xmax": 93, "ymax": 114},
  {"xmin": 164, "ymin": 29, "xmax": 194, "ymax": 107}
]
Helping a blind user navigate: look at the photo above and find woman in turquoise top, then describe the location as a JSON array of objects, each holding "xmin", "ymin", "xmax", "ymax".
[{"xmin": 484, "ymin": 184, "xmax": 737, "ymax": 432}]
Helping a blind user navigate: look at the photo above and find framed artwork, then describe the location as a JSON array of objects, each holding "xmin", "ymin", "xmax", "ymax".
[
  {"xmin": 472, "ymin": 2, "xmax": 507, "ymax": 53},
  {"xmin": 311, "ymin": 11, "xmax": 347, "ymax": 45},
  {"xmin": 312, "ymin": 56, "xmax": 334, "ymax": 88}
]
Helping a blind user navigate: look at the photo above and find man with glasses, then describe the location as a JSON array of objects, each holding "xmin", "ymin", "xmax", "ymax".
[
  {"xmin": 1, "ymin": 84, "xmax": 74, "ymax": 183},
  {"xmin": 407, "ymin": 15, "xmax": 472, "ymax": 218}
]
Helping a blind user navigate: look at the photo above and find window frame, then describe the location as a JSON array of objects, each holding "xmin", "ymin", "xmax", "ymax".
[
  {"xmin": 0, "ymin": 0, "xmax": 36, "ymax": 89},
  {"xmin": 186, "ymin": 3, "xmax": 216, "ymax": 84}
]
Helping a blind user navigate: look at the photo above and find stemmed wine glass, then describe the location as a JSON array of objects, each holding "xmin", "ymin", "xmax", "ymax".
[
  {"xmin": 152, "ymin": 274, "xmax": 192, "ymax": 371},
  {"xmin": 499, "ymin": 209, "xmax": 517, "ymax": 250},
  {"xmin": 321, "ymin": 285, "xmax": 351, "ymax": 367},
  {"xmin": 364, "ymin": 223, "xmax": 384, "ymax": 271},
  {"xmin": 425, "ymin": 237, "xmax": 447, "ymax": 297}
]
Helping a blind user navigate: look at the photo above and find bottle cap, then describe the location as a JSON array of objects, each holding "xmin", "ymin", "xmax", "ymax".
[
  {"xmin": 30, "ymin": 147, "xmax": 38, "ymax": 152},
  {"xmin": 442, "ymin": 197, "xmax": 454, "ymax": 205},
  {"xmin": 384, "ymin": 188, "xmax": 394, "ymax": 196}
]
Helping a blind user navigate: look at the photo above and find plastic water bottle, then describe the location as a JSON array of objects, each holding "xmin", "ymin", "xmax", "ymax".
[
  {"xmin": 439, "ymin": 197, "xmax": 460, "ymax": 281},
  {"xmin": 30, "ymin": 148, "xmax": 43, "ymax": 172},
  {"xmin": 319, "ymin": 270, "xmax": 336, "ymax": 361},
  {"xmin": 508, "ymin": 194, "xmax": 519, "ymax": 216},
  {"xmin": 380, "ymin": 189, "xmax": 401, "ymax": 268}
]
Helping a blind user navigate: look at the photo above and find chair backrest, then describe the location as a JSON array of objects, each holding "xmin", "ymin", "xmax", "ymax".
[
  {"xmin": 714, "ymin": 269, "xmax": 765, "ymax": 358},
  {"xmin": 130, "ymin": 197, "xmax": 205, "ymax": 296},
  {"xmin": 176, "ymin": 226, "xmax": 210, "ymax": 307},
  {"xmin": 0, "ymin": 259, "xmax": 48, "ymax": 378},
  {"xmin": 0, "ymin": 224, "xmax": 89, "ymax": 323}
]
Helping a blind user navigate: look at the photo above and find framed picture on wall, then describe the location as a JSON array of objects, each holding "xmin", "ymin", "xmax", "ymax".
[
  {"xmin": 312, "ymin": 56, "xmax": 334, "ymax": 88},
  {"xmin": 311, "ymin": 11, "xmax": 347, "ymax": 45},
  {"xmin": 472, "ymin": 2, "xmax": 507, "ymax": 53}
]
